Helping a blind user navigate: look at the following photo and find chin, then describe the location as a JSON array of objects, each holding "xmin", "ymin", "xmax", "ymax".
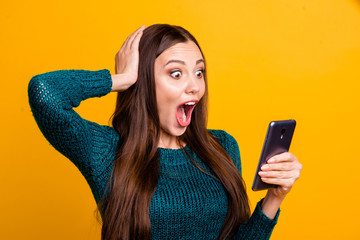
[
  {"xmin": 162, "ymin": 125, "xmax": 187, "ymax": 137},
  {"xmin": 170, "ymin": 125, "xmax": 187, "ymax": 137}
]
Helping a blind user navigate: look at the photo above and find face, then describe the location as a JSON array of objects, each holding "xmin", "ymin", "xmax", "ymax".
[{"xmin": 154, "ymin": 41, "xmax": 206, "ymax": 138}]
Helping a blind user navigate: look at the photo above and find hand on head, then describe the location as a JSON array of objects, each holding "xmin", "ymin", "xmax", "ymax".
[{"xmin": 113, "ymin": 25, "xmax": 146, "ymax": 91}]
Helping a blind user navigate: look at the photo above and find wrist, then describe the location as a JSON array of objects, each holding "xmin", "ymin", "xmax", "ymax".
[
  {"xmin": 268, "ymin": 188, "xmax": 287, "ymax": 200},
  {"xmin": 260, "ymin": 190, "xmax": 285, "ymax": 219},
  {"xmin": 111, "ymin": 73, "xmax": 133, "ymax": 92},
  {"xmin": 264, "ymin": 190, "xmax": 285, "ymax": 205}
]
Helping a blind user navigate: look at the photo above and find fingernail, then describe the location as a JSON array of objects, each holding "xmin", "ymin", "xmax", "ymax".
[{"xmin": 261, "ymin": 165, "xmax": 269, "ymax": 170}]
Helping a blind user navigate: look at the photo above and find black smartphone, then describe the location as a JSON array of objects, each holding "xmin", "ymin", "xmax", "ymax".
[{"xmin": 252, "ymin": 119, "xmax": 296, "ymax": 191}]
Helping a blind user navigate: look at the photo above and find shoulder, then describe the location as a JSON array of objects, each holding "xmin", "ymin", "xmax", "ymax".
[
  {"xmin": 207, "ymin": 129, "xmax": 238, "ymax": 148},
  {"xmin": 207, "ymin": 129, "xmax": 242, "ymax": 173}
]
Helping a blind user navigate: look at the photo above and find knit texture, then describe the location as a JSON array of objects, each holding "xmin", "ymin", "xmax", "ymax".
[{"xmin": 28, "ymin": 69, "xmax": 280, "ymax": 240}]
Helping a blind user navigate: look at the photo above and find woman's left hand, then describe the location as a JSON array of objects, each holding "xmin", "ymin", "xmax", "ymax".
[{"xmin": 259, "ymin": 152, "xmax": 302, "ymax": 199}]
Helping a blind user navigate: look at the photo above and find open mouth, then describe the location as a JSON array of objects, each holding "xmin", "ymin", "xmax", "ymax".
[{"xmin": 176, "ymin": 100, "xmax": 198, "ymax": 127}]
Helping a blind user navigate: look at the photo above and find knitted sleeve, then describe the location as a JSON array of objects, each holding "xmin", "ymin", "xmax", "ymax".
[
  {"xmin": 27, "ymin": 69, "xmax": 119, "ymax": 203},
  {"xmin": 208, "ymin": 129, "xmax": 280, "ymax": 240}
]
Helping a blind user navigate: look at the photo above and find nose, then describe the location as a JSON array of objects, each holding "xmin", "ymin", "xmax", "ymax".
[{"xmin": 185, "ymin": 76, "xmax": 200, "ymax": 95}]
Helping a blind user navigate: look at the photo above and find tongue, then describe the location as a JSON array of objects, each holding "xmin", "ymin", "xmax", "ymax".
[
  {"xmin": 176, "ymin": 104, "xmax": 195, "ymax": 127},
  {"xmin": 177, "ymin": 106, "xmax": 187, "ymax": 124},
  {"xmin": 177, "ymin": 104, "xmax": 196, "ymax": 127}
]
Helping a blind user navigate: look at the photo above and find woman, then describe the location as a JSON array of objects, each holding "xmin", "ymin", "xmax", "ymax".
[{"xmin": 28, "ymin": 24, "xmax": 302, "ymax": 240}]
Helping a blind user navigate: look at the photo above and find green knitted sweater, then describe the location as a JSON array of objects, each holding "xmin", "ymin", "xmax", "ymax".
[{"xmin": 28, "ymin": 69, "xmax": 279, "ymax": 239}]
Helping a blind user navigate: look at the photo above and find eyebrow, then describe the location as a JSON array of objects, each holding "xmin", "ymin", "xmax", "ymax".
[{"xmin": 164, "ymin": 59, "xmax": 205, "ymax": 67}]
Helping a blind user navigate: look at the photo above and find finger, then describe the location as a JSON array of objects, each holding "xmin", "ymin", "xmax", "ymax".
[
  {"xmin": 126, "ymin": 25, "xmax": 146, "ymax": 50},
  {"xmin": 120, "ymin": 35, "xmax": 131, "ymax": 51},
  {"xmin": 267, "ymin": 152, "xmax": 297, "ymax": 163},
  {"xmin": 261, "ymin": 162, "xmax": 294, "ymax": 171},
  {"xmin": 258, "ymin": 170, "xmax": 295, "ymax": 179},
  {"xmin": 130, "ymin": 26, "xmax": 145, "ymax": 50},
  {"xmin": 261, "ymin": 177, "xmax": 295, "ymax": 188},
  {"xmin": 120, "ymin": 26, "xmax": 143, "ymax": 51}
]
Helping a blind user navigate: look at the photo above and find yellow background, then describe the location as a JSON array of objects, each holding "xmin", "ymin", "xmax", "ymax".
[{"xmin": 1, "ymin": 0, "xmax": 359, "ymax": 239}]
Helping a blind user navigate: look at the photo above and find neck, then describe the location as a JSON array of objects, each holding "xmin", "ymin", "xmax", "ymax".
[{"xmin": 158, "ymin": 129, "xmax": 185, "ymax": 149}]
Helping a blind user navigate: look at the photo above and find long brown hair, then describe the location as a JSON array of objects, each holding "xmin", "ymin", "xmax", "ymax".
[{"xmin": 96, "ymin": 24, "xmax": 250, "ymax": 240}]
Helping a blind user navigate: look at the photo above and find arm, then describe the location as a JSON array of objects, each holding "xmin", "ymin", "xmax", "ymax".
[
  {"xmin": 208, "ymin": 130, "xmax": 279, "ymax": 240},
  {"xmin": 235, "ymin": 150, "xmax": 302, "ymax": 239},
  {"xmin": 216, "ymin": 130, "xmax": 302, "ymax": 239},
  {"xmin": 27, "ymin": 69, "xmax": 137, "ymax": 171},
  {"xmin": 28, "ymin": 69, "xmax": 119, "ymax": 202},
  {"xmin": 28, "ymin": 70, "xmax": 118, "ymax": 165},
  {"xmin": 232, "ymin": 198, "xmax": 280, "ymax": 240},
  {"xmin": 259, "ymin": 151, "xmax": 303, "ymax": 219},
  {"xmin": 28, "ymin": 25, "xmax": 145, "ymax": 171},
  {"xmin": 27, "ymin": 25, "xmax": 146, "ymax": 203}
]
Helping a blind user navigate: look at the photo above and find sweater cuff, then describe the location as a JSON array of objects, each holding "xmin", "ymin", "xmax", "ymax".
[
  {"xmin": 62, "ymin": 69, "xmax": 112, "ymax": 101},
  {"xmin": 78, "ymin": 69, "xmax": 113, "ymax": 99},
  {"xmin": 248, "ymin": 198, "xmax": 280, "ymax": 234}
]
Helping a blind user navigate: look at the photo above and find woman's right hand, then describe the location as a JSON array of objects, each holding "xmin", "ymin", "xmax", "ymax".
[{"xmin": 111, "ymin": 25, "xmax": 146, "ymax": 92}]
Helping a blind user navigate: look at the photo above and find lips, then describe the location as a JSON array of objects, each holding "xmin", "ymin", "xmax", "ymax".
[{"xmin": 176, "ymin": 100, "xmax": 198, "ymax": 127}]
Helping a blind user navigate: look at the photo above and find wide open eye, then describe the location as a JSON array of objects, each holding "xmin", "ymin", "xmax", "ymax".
[
  {"xmin": 195, "ymin": 69, "xmax": 204, "ymax": 78},
  {"xmin": 170, "ymin": 70, "xmax": 182, "ymax": 79}
]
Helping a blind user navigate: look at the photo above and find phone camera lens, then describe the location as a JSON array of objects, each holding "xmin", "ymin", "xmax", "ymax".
[{"xmin": 281, "ymin": 129, "xmax": 286, "ymax": 134}]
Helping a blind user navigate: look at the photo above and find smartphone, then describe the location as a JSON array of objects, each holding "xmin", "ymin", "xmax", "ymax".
[{"xmin": 252, "ymin": 119, "xmax": 296, "ymax": 191}]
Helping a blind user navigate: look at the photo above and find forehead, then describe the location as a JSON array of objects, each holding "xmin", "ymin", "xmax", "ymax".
[{"xmin": 155, "ymin": 41, "xmax": 203, "ymax": 65}]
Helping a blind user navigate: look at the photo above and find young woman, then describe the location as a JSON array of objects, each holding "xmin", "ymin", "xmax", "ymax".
[{"xmin": 28, "ymin": 24, "xmax": 302, "ymax": 240}]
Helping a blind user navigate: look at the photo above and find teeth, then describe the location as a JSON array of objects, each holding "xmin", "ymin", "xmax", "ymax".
[{"xmin": 184, "ymin": 101, "xmax": 196, "ymax": 105}]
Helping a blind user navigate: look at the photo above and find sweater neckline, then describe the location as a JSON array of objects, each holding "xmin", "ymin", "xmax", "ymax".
[
  {"xmin": 157, "ymin": 144, "xmax": 188, "ymax": 151},
  {"xmin": 157, "ymin": 145, "xmax": 192, "ymax": 165}
]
